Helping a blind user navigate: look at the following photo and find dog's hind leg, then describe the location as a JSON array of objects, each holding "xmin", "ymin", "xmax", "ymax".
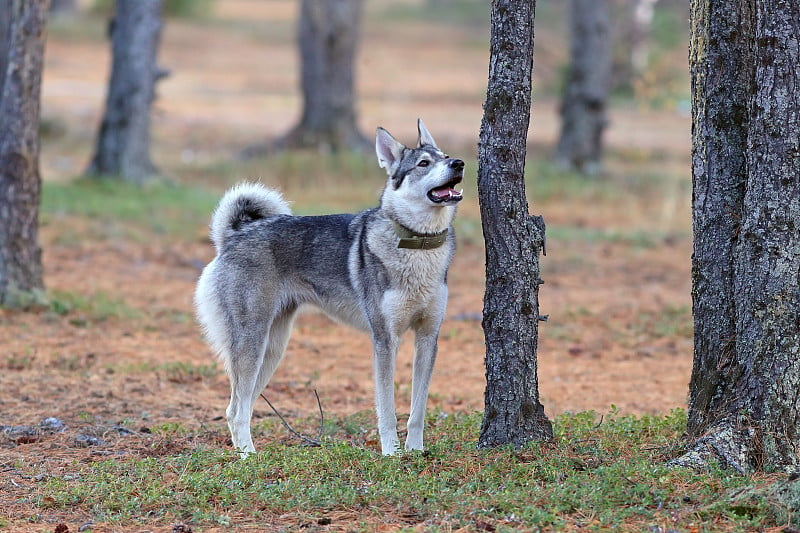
[
  {"xmin": 225, "ymin": 322, "xmax": 271, "ymax": 458},
  {"xmin": 249, "ymin": 308, "xmax": 297, "ymax": 409}
]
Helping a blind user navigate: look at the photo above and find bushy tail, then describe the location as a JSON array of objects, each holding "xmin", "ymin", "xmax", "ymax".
[{"xmin": 209, "ymin": 182, "xmax": 291, "ymax": 251}]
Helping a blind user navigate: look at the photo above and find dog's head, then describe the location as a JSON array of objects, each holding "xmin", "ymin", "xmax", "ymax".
[{"xmin": 375, "ymin": 119, "xmax": 464, "ymax": 208}]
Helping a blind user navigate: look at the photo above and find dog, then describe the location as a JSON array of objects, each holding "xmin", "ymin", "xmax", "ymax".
[{"xmin": 194, "ymin": 120, "xmax": 464, "ymax": 456}]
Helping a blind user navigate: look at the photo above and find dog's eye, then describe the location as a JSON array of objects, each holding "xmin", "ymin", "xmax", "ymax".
[{"xmin": 417, "ymin": 160, "xmax": 430, "ymax": 167}]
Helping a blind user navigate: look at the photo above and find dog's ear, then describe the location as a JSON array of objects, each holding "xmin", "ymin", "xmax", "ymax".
[
  {"xmin": 375, "ymin": 127, "xmax": 405, "ymax": 175},
  {"xmin": 417, "ymin": 118, "xmax": 438, "ymax": 148}
]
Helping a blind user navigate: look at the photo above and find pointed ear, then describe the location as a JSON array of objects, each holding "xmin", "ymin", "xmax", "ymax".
[
  {"xmin": 417, "ymin": 118, "xmax": 438, "ymax": 148},
  {"xmin": 375, "ymin": 127, "xmax": 405, "ymax": 175}
]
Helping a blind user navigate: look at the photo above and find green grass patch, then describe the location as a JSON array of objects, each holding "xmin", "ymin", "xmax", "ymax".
[
  {"xmin": 629, "ymin": 305, "xmax": 693, "ymax": 340},
  {"xmin": 39, "ymin": 151, "xmax": 683, "ymax": 247},
  {"xmin": 103, "ymin": 360, "xmax": 220, "ymax": 382},
  {"xmin": 546, "ymin": 225, "xmax": 668, "ymax": 248},
  {"xmin": 41, "ymin": 179, "xmax": 219, "ymax": 240},
  {"xmin": 48, "ymin": 288, "xmax": 141, "ymax": 322},
  {"xmin": 194, "ymin": 150, "xmax": 381, "ymax": 214},
  {"xmin": 36, "ymin": 409, "xmax": 785, "ymax": 531}
]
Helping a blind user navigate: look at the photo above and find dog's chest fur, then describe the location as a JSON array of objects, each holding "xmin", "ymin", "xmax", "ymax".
[{"xmin": 360, "ymin": 216, "xmax": 451, "ymax": 322}]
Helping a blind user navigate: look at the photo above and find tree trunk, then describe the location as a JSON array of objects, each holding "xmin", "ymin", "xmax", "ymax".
[
  {"xmin": 628, "ymin": 0, "xmax": 659, "ymax": 77},
  {"xmin": 555, "ymin": 0, "xmax": 612, "ymax": 175},
  {"xmin": 0, "ymin": 5, "xmax": 12, "ymax": 93},
  {"xmin": 610, "ymin": 0, "xmax": 660, "ymax": 91},
  {"xmin": 674, "ymin": 0, "xmax": 800, "ymax": 474},
  {"xmin": 0, "ymin": 0, "xmax": 48, "ymax": 308},
  {"xmin": 86, "ymin": 0, "xmax": 163, "ymax": 183},
  {"xmin": 50, "ymin": 0, "xmax": 77, "ymax": 15},
  {"xmin": 477, "ymin": 0, "xmax": 553, "ymax": 449},
  {"xmin": 273, "ymin": 0, "xmax": 368, "ymax": 153}
]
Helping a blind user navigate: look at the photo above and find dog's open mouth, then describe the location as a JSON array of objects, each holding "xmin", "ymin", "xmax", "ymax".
[{"xmin": 427, "ymin": 176, "xmax": 463, "ymax": 204}]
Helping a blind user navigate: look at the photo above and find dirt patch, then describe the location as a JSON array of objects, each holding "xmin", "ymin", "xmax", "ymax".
[{"xmin": 1, "ymin": 232, "xmax": 692, "ymax": 430}]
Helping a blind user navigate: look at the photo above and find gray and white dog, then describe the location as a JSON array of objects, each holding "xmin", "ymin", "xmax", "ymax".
[{"xmin": 194, "ymin": 120, "xmax": 464, "ymax": 456}]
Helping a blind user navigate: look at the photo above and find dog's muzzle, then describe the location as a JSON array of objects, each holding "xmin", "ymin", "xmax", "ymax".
[{"xmin": 427, "ymin": 159, "xmax": 465, "ymax": 204}]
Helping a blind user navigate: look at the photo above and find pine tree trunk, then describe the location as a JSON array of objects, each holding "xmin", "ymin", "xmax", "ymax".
[
  {"xmin": 676, "ymin": 0, "xmax": 800, "ymax": 473},
  {"xmin": 477, "ymin": 0, "xmax": 553, "ymax": 449},
  {"xmin": 555, "ymin": 0, "xmax": 611, "ymax": 175},
  {"xmin": 274, "ymin": 0, "xmax": 368, "ymax": 153},
  {"xmin": 86, "ymin": 0, "xmax": 163, "ymax": 183},
  {"xmin": 0, "ymin": 0, "xmax": 48, "ymax": 308}
]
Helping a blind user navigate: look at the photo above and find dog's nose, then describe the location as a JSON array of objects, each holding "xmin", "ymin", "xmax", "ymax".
[{"xmin": 449, "ymin": 159, "xmax": 464, "ymax": 171}]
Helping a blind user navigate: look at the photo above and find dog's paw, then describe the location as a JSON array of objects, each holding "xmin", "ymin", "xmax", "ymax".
[
  {"xmin": 380, "ymin": 439, "xmax": 400, "ymax": 456},
  {"xmin": 234, "ymin": 444, "xmax": 257, "ymax": 460}
]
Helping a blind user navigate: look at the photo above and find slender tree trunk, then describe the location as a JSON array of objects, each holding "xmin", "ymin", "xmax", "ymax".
[
  {"xmin": 0, "ymin": 0, "xmax": 48, "ymax": 308},
  {"xmin": 86, "ymin": 0, "xmax": 163, "ymax": 183},
  {"xmin": 273, "ymin": 0, "xmax": 368, "ymax": 153},
  {"xmin": 674, "ymin": 0, "xmax": 800, "ymax": 473},
  {"xmin": 611, "ymin": 0, "xmax": 659, "ymax": 90},
  {"xmin": 555, "ymin": 0, "xmax": 611, "ymax": 175},
  {"xmin": 628, "ymin": 0, "xmax": 659, "ymax": 76},
  {"xmin": 477, "ymin": 0, "xmax": 552, "ymax": 449}
]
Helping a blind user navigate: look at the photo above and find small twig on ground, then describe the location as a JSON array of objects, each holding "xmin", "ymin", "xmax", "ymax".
[
  {"xmin": 313, "ymin": 389, "xmax": 325, "ymax": 443},
  {"xmin": 570, "ymin": 415, "xmax": 605, "ymax": 447},
  {"xmin": 260, "ymin": 390, "xmax": 324, "ymax": 447},
  {"xmin": 593, "ymin": 414, "xmax": 605, "ymax": 430}
]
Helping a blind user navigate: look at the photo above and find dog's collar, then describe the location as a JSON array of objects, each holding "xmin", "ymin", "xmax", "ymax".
[{"xmin": 391, "ymin": 221, "xmax": 448, "ymax": 250}]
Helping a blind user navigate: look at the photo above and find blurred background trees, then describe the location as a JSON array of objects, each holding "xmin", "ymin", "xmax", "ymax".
[
  {"xmin": 50, "ymin": 0, "xmax": 77, "ymax": 15},
  {"xmin": 611, "ymin": 0, "xmax": 660, "ymax": 92},
  {"xmin": 0, "ymin": 0, "xmax": 48, "ymax": 308},
  {"xmin": 271, "ymin": 0, "xmax": 369, "ymax": 154},
  {"xmin": 86, "ymin": 0, "xmax": 165, "ymax": 183},
  {"xmin": 555, "ymin": 0, "xmax": 612, "ymax": 174}
]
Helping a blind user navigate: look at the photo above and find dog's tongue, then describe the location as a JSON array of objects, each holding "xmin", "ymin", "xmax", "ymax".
[{"xmin": 431, "ymin": 187, "xmax": 461, "ymax": 201}]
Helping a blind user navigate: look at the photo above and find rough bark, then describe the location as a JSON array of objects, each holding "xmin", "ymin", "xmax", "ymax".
[
  {"xmin": 675, "ymin": 0, "xmax": 800, "ymax": 473},
  {"xmin": 555, "ymin": 0, "xmax": 612, "ymax": 175},
  {"xmin": 0, "ymin": 0, "xmax": 48, "ymax": 308},
  {"xmin": 86, "ymin": 0, "xmax": 163, "ymax": 183},
  {"xmin": 271, "ymin": 0, "xmax": 369, "ymax": 154},
  {"xmin": 477, "ymin": 0, "xmax": 553, "ymax": 449},
  {"xmin": 732, "ymin": 0, "xmax": 800, "ymax": 471}
]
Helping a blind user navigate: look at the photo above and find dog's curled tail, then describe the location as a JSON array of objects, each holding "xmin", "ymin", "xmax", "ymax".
[{"xmin": 209, "ymin": 182, "xmax": 291, "ymax": 251}]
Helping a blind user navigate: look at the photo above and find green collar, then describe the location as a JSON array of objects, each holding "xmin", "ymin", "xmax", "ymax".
[{"xmin": 392, "ymin": 220, "xmax": 448, "ymax": 250}]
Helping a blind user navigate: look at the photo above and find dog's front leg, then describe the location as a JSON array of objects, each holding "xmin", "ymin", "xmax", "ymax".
[
  {"xmin": 372, "ymin": 335, "xmax": 400, "ymax": 455},
  {"xmin": 406, "ymin": 330, "xmax": 438, "ymax": 451}
]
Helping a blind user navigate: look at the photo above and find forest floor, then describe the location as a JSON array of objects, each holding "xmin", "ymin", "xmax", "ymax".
[{"xmin": 1, "ymin": 1, "xmax": 695, "ymax": 531}]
